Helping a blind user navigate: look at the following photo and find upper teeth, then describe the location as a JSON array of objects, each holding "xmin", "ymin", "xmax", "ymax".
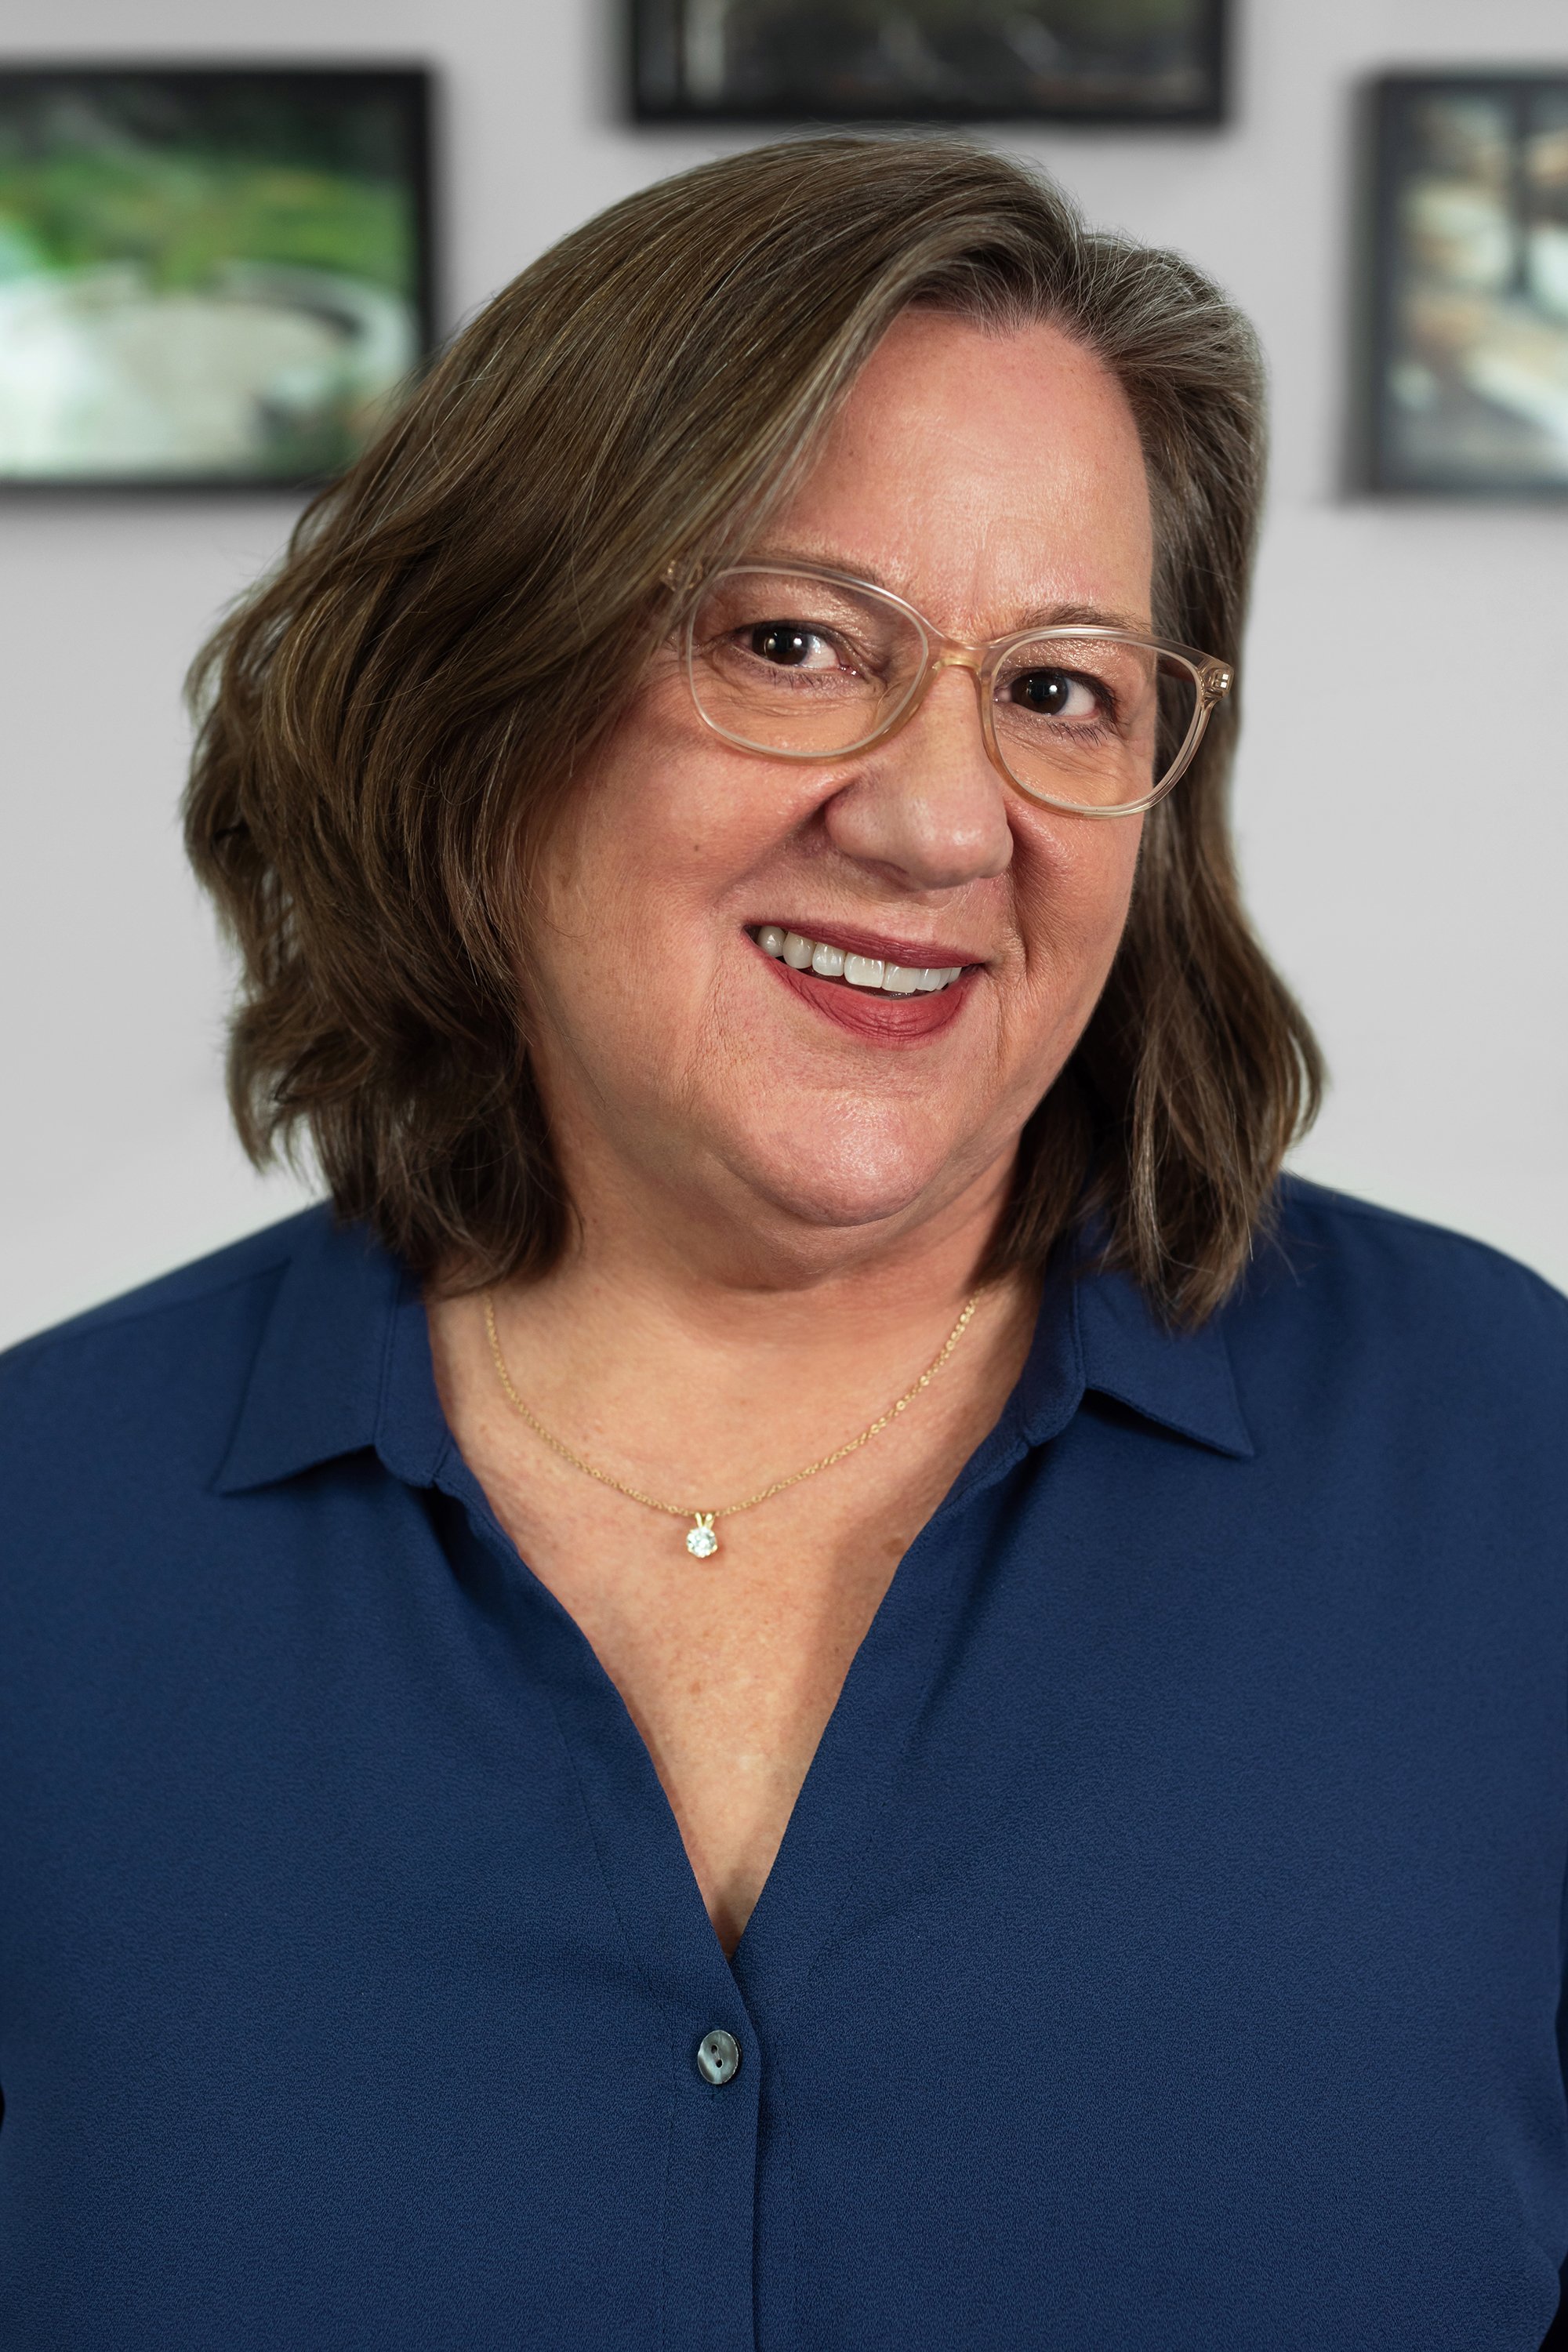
[{"xmin": 753, "ymin": 926, "xmax": 964, "ymax": 995}]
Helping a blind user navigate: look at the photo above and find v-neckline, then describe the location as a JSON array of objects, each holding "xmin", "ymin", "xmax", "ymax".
[
  {"xmin": 426, "ymin": 1385, "xmax": 1042, "ymax": 2018},
  {"xmin": 380, "ymin": 1254, "xmax": 1087, "ymax": 2018}
]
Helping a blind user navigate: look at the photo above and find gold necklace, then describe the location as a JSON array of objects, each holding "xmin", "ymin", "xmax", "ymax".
[{"xmin": 482, "ymin": 1288, "xmax": 981, "ymax": 1559}]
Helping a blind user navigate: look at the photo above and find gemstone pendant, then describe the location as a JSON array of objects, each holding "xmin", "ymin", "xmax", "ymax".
[{"xmin": 685, "ymin": 1513, "xmax": 719, "ymax": 1559}]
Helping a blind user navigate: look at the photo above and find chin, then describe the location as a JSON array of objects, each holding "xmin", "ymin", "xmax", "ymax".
[{"xmin": 721, "ymin": 1114, "xmax": 968, "ymax": 1236}]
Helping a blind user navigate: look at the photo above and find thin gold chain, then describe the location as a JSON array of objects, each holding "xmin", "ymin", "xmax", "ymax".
[{"xmin": 482, "ymin": 1288, "xmax": 980, "ymax": 1528}]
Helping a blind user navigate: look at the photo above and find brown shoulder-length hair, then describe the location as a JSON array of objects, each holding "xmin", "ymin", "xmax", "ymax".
[{"xmin": 185, "ymin": 132, "xmax": 1321, "ymax": 1324}]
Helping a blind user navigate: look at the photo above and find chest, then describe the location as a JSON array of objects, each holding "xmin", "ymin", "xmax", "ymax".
[
  {"xmin": 433, "ymin": 1277, "xmax": 1035, "ymax": 1949},
  {"xmin": 458, "ymin": 1416, "xmax": 979, "ymax": 1949},
  {"xmin": 9, "ymin": 1402, "xmax": 1568, "ymax": 2349}
]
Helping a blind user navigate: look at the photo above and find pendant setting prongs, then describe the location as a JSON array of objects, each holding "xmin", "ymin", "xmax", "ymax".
[{"xmin": 685, "ymin": 1512, "xmax": 719, "ymax": 1559}]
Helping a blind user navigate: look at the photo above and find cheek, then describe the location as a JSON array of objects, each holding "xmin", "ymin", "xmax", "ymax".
[
  {"xmin": 1013, "ymin": 811, "xmax": 1144, "ymax": 999},
  {"xmin": 534, "ymin": 726, "xmax": 708, "ymax": 963},
  {"xmin": 564, "ymin": 684, "xmax": 805, "ymax": 913},
  {"xmin": 524, "ymin": 706, "xmax": 794, "ymax": 1064}
]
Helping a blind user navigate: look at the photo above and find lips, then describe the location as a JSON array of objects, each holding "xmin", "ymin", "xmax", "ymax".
[{"xmin": 747, "ymin": 921, "xmax": 979, "ymax": 1041}]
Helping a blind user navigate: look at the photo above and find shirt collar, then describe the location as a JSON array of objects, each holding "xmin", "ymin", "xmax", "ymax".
[
  {"xmin": 214, "ymin": 1205, "xmax": 1252, "ymax": 1497},
  {"xmin": 213, "ymin": 1207, "xmax": 448, "ymax": 1495},
  {"xmin": 1008, "ymin": 1225, "xmax": 1254, "ymax": 1460}
]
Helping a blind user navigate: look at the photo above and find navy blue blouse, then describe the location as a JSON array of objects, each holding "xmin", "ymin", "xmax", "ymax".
[{"xmin": 2, "ymin": 1180, "xmax": 1567, "ymax": 2350}]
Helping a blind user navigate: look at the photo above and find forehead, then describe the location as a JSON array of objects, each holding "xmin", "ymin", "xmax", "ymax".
[{"xmin": 764, "ymin": 309, "xmax": 1154, "ymax": 635}]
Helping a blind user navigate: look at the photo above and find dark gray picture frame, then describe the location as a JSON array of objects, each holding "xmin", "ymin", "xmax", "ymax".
[
  {"xmin": 1364, "ymin": 72, "xmax": 1568, "ymax": 496},
  {"xmin": 631, "ymin": 0, "xmax": 1228, "ymax": 128},
  {"xmin": 0, "ymin": 62, "xmax": 435, "ymax": 492}
]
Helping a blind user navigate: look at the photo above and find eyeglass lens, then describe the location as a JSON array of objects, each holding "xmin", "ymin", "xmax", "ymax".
[{"xmin": 687, "ymin": 568, "xmax": 1200, "ymax": 811}]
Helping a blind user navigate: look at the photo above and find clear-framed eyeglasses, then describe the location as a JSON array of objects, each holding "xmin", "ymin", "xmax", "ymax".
[{"xmin": 680, "ymin": 560, "xmax": 1234, "ymax": 818}]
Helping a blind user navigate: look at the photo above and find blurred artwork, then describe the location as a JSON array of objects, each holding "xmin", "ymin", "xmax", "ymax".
[
  {"xmin": 632, "ymin": 0, "xmax": 1225, "ymax": 124},
  {"xmin": 0, "ymin": 68, "xmax": 431, "ymax": 487},
  {"xmin": 1370, "ymin": 76, "xmax": 1568, "ymax": 493}
]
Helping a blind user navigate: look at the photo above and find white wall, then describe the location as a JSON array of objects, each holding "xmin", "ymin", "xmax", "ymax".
[{"xmin": 2, "ymin": 0, "xmax": 1565, "ymax": 1348}]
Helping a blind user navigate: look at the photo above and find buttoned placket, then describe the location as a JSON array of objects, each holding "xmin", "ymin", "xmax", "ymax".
[{"xmin": 421, "ymin": 1447, "xmax": 764, "ymax": 2352}]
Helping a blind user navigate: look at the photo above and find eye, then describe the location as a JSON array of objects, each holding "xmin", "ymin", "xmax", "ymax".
[
  {"xmin": 1004, "ymin": 666, "xmax": 1102, "ymax": 720},
  {"xmin": 746, "ymin": 622, "xmax": 838, "ymax": 671}
]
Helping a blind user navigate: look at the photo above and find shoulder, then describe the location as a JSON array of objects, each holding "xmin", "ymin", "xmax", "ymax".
[
  {"xmin": 0, "ymin": 1205, "xmax": 328, "ymax": 1373},
  {"xmin": 0, "ymin": 1207, "xmax": 330, "ymax": 1474},
  {"xmin": 1260, "ymin": 1175, "xmax": 1567, "ymax": 1338},
  {"xmin": 1226, "ymin": 1174, "xmax": 1568, "ymax": 1443}
]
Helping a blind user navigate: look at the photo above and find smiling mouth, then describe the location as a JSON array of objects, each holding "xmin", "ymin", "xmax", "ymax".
[{"xmin": 748, "ymin": 925, "xmax": 968, "ymax": 998}]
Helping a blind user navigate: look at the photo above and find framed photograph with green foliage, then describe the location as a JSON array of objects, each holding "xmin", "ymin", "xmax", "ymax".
[
  {"xmin": 0, "ymin": 65, "xmax": 433, "ymax": 488},
  {"xmin": 632, "ymin": 0, "xmax": 1226, "ymax": 125}
]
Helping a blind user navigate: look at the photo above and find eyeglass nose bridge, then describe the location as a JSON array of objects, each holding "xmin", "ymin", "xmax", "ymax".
[
  {"xmin": 927, "ymin": 638, "xmax": 985, "ymax": 671},
  {"xmin": 887, "ymin": 636, "xmax": 1011, "ymax": 776}
]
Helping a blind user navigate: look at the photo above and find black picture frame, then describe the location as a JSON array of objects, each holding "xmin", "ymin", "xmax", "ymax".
[
  {"xmin": 1363, "ymin": 71, "xmax": 1568, "ymax": 497},
  {"xmin": 0, "ymin": 62, "xmax": 435, "ymax": 492},
  {"xmin": 631, "ymin": 0, "xmax": 1228, "ymax": 129}
]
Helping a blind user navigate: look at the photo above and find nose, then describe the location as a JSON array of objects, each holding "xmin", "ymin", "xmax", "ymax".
[{"xmin": 819, "ymin": 662, "xmax": 1014, "ymax": 891}]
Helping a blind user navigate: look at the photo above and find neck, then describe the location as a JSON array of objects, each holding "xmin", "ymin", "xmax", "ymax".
[
  {"xmin": 454, "ymin": 1137, "xmax": 1034, "ymax": 1494},
  {"xmin": 524, "ymin": 1129, "xmax": 1018, "ymax": 1339}
]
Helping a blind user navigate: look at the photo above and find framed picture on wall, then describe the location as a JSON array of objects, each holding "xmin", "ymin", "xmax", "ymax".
[
  {"xmin": 1366, "ymin": 73, "xmax": 1568, "ymax": 495},
  {"xmin": 631, "ymin": 0, "xmax": 1227, "ymax": 126},
  {"xmin": 0, "ymin": 64, "xmax": 434, "ymax": 489}
]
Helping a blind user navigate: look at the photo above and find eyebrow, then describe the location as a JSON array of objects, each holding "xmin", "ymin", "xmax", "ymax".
[{"xmin": 746, "ymin": 547, "xmax": 1152, "ymax": 639}]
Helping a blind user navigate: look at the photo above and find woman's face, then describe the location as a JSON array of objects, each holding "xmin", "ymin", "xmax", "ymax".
[{"xmin": 525, "ymin": 309, "xmax": 1155, "ymax": 1258}]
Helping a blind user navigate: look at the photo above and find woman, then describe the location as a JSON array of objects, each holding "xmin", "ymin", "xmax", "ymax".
[{"xmin": 2, "ymin": 135, "xmax": 1565, "ymax": 2351}]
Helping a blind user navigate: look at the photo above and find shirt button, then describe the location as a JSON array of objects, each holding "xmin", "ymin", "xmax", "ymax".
[{"xmin": 695, "ymin": 2027, "xmax": 741, "ymax": 2085}]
